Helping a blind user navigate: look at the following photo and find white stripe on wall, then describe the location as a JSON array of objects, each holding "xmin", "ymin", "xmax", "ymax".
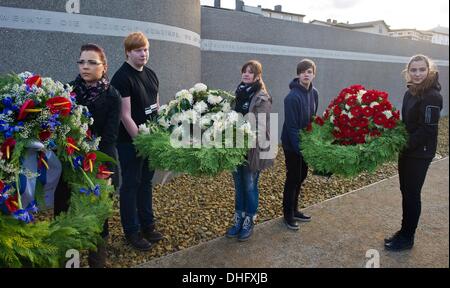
[
  {"xmin": 0, "ymin": 6, "xmax": 201, "ymax": 48},
  {"xmin": 1, "ymin": 7, "xmax": 448, "ymax": 67},
  {"xmin": 201, "ymin": 39, "xmax": 449, "ymax": 67}
]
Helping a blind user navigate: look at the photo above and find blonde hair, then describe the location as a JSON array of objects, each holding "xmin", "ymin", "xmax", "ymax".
[
  {"xmin": 124, "ymin": 32, "xmax": 149, "ymax": 59},
  {"xmin": 241, "ymin": 60, "xmax": 267, "ymax": 93}
]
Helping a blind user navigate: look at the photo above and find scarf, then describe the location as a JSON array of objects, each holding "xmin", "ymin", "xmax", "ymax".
[
  {"xmin": 234, "ymin": 81, "xmax": 262, "ymax": 115},
  {"xmin": 72, "ymin": 74, "xmax": 110, "ymax": 106}
]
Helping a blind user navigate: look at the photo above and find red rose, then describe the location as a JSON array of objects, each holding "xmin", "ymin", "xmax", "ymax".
[
  {"xmin": 370, "ymin": 129, "xmax": 382, "ymax": 137},
  {"xmin": 383, "ymin": 118, "xmax": 397, "ymax": 129},
  {"xmin": 339, "ymin": 114, "xmax": 350, "ymax": 126},
  {"xmin": 46, "ymin": 96, "xmax": 72, "ymax": 116},
  {"xmin": 380, "ymin": 100, "xmax": 393, "ymax": 111},
  {"xmin": 25, "ymin": 75, "xmax": 42, "ymax": 88},
  {"xmin": 362, "ymin": 106, "xmax": 374, "ymax": 117},
  {"xmin": 373, "ymin": 113, "xmax": 388, "ymax": 126},
  {"xmin": 350, "ymin": 106, "xmax": 362, "ymax": 117},
  {"xmin": 393, "ymin": 110, "xmax": 400, "ymax": 120},
  {"xmin": 358, "ymin": 118, "xmax": 369, "ymax": 128},
  {"xmin": 350, "ymin": 117, "xmax": 360, "ymax": 127},
  {"xmin": 315, "ymin": 116, "xmax": 325, "ymax": 126},
  {"xmin": 346, "ymin": 96, "xmax": 357, "ymax": 107},
  {"xmin": 39, "ymin": 130, "xmax": 52, "ymax": 141},
  {"xmin": 306, "ymin": 122, "xmax": 313, "ymax": 132},
  {"xmin": 333, "ymin": 106, "xmax": 342, "ymax": 116}
]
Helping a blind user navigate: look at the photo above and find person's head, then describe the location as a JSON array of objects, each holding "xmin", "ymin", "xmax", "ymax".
[
  {"xmin": 77, "ymin": 43, "xmax": 108, "ymax": 86},
  {"xmin": 404, "ymin": 54, "xmax": 437, "ymax": 85},
  {"xmin": 241, "ymin": 60, "xmax": 267, "ymax": 92},
  {"xmin": 296, "ymin": 59, "xmax": 316, "ymax": 89},
  {"xmin": 124, "ymin": 31, "xmax": 149, "ymax": 69}
]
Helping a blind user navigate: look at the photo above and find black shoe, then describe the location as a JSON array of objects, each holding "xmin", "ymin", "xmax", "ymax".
[
  {"xmin": 141, "ymin": 224, "xmax": 164, "ymax": 243},
  {"xmin": 88, "ymin": 244, "xmax": 107, "ymax": 268},
  {"xmin": 384, "ymin": 234, "xmax": 414, "ymax": 251},
  {"xmin": 293, "ymin": 211, "xmax": 311, "ymax": 222},
  {"xmin": 384, "ymin": 231, "xmax": 402, "ymax": 244},
  {"xmin": 125, "ymin": 233, "xmax": 152, "ymax": 251},
  {"xmin": 283, "ymin": 218, "xmax": 300, "ymax": 230}
]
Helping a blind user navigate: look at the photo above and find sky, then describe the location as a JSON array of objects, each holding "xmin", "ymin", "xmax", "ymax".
[{"xmin": 200, "ymin": 0, "xmax": 449, "ymax": 30}]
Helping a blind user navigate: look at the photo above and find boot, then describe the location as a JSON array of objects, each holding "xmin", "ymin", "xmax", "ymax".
[
  {"xmin": 384, "ymin": 233, "xmax": 414, "ymax": 251},
  {"xmin": 226, "ymin": 212, "xmax": 244, "ymax": 238},
  {"xmin": 125, "ymin": 233, "xmax": 152, "ymax": 251},
  {"xmin": 88, "ymin": 242, "xmax": 107, "ymax": 268},
  {"xmin": 141, "ymin": 223, "xmax": 164, "ymax": 243}
]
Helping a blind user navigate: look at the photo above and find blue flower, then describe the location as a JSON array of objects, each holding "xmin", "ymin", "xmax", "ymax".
[
  {"xmin": 73, "ymin": 156, "xmax": 83, "ymax": 169},
  {"xmin": 79, "ymin": 185, "xmax": 101, "ymax": 197}
]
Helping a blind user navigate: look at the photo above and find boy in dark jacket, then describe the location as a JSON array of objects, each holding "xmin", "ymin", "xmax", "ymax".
[{"xmin": 281, "ymin": 59, "xmax": 319, "ymax": 230}]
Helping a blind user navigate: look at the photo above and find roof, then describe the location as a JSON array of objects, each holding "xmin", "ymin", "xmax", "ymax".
[
  {"xmin": 428, "ymin": 26, "xmax": 449, "ymax": 35},
  {"xmin": 310, "ymin": 19, "xmax": 389, "ymax": 30},
  {"xmin": 261, "ymin": 8, "xmax": 305, "ymax": 17}
]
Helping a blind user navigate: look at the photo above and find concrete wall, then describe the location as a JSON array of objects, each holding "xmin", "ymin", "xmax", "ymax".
[
  {"xmin": 0, "ymin": 2, "xmax": 448, "ymax": 139},
  {"xmin": 201, "ymin": 7, "xmax": 449, "ymax": 138},
  {"xmin": 0, "ymin": 0, "xmax": 201, "ymax": 106}
]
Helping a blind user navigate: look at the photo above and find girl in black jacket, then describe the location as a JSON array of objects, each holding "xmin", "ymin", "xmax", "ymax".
[
  {"xmin": 54, "ymin": 43, "xmax": 121, "ymax": 267},
  {"xmin": 384, "ymin": 54, "xmax": 443, "ymax": 251}
]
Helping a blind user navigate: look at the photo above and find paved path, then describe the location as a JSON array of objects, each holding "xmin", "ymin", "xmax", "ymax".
[{"xmin": 139, "ymin": 158, "xmax": 449, "ymax": 268}]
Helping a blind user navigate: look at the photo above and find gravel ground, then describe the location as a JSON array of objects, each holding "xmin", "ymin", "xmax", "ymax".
[{"xmin": 84, "ymin": 117, "xmax": 448, "ymax": 267}]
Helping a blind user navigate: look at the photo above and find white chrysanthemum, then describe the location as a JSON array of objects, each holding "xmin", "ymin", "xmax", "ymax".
[
  {"xmin": 193, "ymin": 101, "xmax": 208, "ymax": 114},
  {"xmin": 184, "ymin": 109, "xmax": 199, "ymax": 124},
  {"xmin": 329, "ymin": 115, "xmax": 335, "ymax": 124},
  {"xmin": 221, "ymin": 102, "xmax": 231, "ymax": 113},
  {"xmin": 239, "ymin": 122, "xmax": 252, "ymax": 134},
  {"xmin": 158, "ymin": 117, "xmax": 170, "ymax": 128},
  {"xmin": 18, "ymin": 71, "xmax": 33, "ymax": 80},
  {"xmin": 207, "ymin": 94, "xmax": 223, "ymax": 105},
  {"xmin": 176, "ymin": 90, "xmax": 194, "ymax": 104},
  {"xmin": 344, "ymin": 93, "xmax": 352, "ymax": 99},
  {"xmin": 158, "ymin": 104, "xmax": 168, "ymax": 114},
  {"xmin": 382, "ymin": 110, "xmax": 393, "ymax": 119},
  {"xmin": 211, "ymin": 111, "xmax": 225, "ymax": 122},
  {"xmin": 226, "ymin": 111, "xmax": 239, "ymax": 124},
  {"xmin": 138, "ymin": 124, "xmax": 150, "ymax": 134},
  {"xmin": 199, "ymin": 116, "xmax": 212, "ymax": 129},
  {"xmin": 193, "ymin": 83, "xmax": 208, "ymax": 93}
]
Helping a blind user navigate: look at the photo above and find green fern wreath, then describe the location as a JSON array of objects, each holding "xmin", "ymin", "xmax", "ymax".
[{"xmin": 300, "ymin": 121, "xmax": 408, "ymax": 177}]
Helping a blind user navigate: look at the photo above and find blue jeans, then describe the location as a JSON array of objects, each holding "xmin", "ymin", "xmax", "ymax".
[
  {"xmin": 232, "ymin": 164, "xmax": 260, "ymax": 217},
  {"xmin": 117, "ymin": 143, "xmax": 155, "ymax": 236}
]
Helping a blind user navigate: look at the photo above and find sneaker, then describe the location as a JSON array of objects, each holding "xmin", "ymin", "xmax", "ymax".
[
  {"xmin": 384, "ymin": 231, "xmax": 402, "ymax": 244},
  {"xmin": 293, "ymin": 211, "xmax": 311, "ymax": 222},
  {"xmin": 283, "ymin": 218, "xmax": 300, "ymax": 230},
  {"xmin": 141, "ymin": 224, "xmax": 164, "ymax": 243},
  {"xmin": 226, "ymin": 212, "xmax": 244, "ymax": 238},
  {"xmin": 125, "ymin": 233, "xmax": 152, "ymax": 251},
  {"xmin": 384, "ymin": 234, "xmax": 414, "ymax": 251},
  {"xmin": 238, "ymin": 216, "xmax": 254, "ymax": 242}
]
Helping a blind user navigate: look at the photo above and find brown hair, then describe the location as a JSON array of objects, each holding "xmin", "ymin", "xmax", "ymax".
[
  {"xmin": 124, "ymin": 32, "xmax": 149, "ymax": 58},
  {"xmin": 297, "ymin": 58, "xmax": 316, "ymax": 75},
  {"xmin": 241, "ymin": 60, "xmax": 267, "ymax": 93},
  {"xmin": 403, "ymin": 54, "xmax": 439, "ymax": 96},
  {"xmin": 80, "ymin": 43, "xmax": 107, "ymax": 65}
]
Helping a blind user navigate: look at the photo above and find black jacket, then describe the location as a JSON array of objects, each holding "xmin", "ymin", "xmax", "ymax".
[
  {"xmin": 71, "ymin": 84, "xmax": 122, "ymax": 159},
  {"xmin": 401, "ymin": 77, "xmax": 442, "ymax": 159},
  {"xmin": 281, "ymin": 78, "xmax": 319, "ymax": 155}
]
